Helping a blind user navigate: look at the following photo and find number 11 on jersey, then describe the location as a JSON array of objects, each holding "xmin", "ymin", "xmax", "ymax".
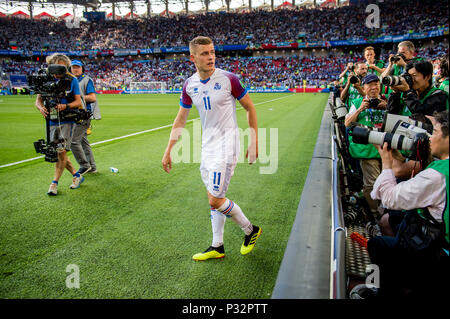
[{"xmin": 203, "ymin": 96, "xmax": 211, "ymax": 110}]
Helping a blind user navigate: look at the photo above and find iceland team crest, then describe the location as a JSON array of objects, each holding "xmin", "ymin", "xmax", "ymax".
[{"xmin": 214, "ymin": 83, "xmax": 221, "ymax": 90}]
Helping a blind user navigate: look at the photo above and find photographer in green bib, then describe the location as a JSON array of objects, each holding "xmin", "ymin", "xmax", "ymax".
[
  {"xmin": 386, "ymin": 59, "xmax": 448, "ymax": 116},
  {"xmin": 364, "ymin": 46, "xmax": 386, "ymax": 76},
  {"xmin": 382, "ymin": 41, "xmax": 423, "ymax": 80},
  {"xmin": 345, "ymin": 74, "xmax": 387, "ymax": 223},
  {"xmin": 340, "ymin": 61, "xmax": 367, "ymax": 110},
  {"xmin": 367, "ymin": 110, "xmax": 449, "ymax": 298}
]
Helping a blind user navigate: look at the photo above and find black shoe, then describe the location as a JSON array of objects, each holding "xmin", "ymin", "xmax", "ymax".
[{"xmin": 77, "ymin": 166, "xmax": 92, "ymax": 176}]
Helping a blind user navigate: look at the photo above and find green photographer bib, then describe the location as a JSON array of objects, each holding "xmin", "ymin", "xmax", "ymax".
[
  {"xmin": 439, "ymin": 78, "xmax": 449, "ymax": 96},
  {"xmin": 367, "ymin": 60, "xmax": 386, "ymax": 76},
  {"xmin": 418, "ymin": 159, "xmax": 449, "ymax": 245},
  {"xmin": 346, "ymin": 85, "xmax": 362, "ymax": 109},
  {"xmin": 348, "ymin": 97, "xmax": 385, "ymax": 159}
]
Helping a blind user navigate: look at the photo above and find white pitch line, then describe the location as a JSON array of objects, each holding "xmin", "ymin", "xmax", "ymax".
[{"xmin": 0, "ymin": 93, "xmax": 296, "ymax": 169}]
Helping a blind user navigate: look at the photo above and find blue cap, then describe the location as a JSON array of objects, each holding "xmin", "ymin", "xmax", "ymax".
[
  {"xmin": 71, "ymin": 60, "xmax": 83, "ymax": 67},
  {"xmin": 362, "ymin": 74, "xmax": 380, "ymax": 85}
]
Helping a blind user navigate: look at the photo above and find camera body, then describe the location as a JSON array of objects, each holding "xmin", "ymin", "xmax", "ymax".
[
  {"xmin": 27, "ymin": 64, "xmax": 72, "ymax": 97},
  {"xmin": 368, "ymin": 98, "xmax": 381, "ymax": 109},
  {"xmin": 33, "ymin": 139, "xmax": 58, "ymax": 163},
  {"xmin": 390, "ymin": 53, "xmax": 407, "ymax": 63},
  {"xmin": 349, "ymin": 75, "xmax": 360, "ymax": 85}
]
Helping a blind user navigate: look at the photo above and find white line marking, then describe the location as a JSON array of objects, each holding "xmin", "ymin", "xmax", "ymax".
[{"xmin": 0, "ymin": 94, "xmax": 295, "ymax": 169}]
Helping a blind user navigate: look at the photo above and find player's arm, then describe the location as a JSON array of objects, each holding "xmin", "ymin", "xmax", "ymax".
[
  {"xmin": 162, "ymin": 106, "xmax": 190, "ymax": 173},
  {"xmin": 239, "ymin": 93, "xmax": 258, "ymax": 164}
]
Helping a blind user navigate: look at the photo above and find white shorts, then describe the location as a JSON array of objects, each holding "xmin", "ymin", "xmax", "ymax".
[{"xmin": 200, "ymin": 156, "xmax": 238, "ymax": 198}]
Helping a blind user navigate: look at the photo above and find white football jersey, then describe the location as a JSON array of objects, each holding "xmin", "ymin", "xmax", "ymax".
[{"xmin": 180, "ymin": 68, "xmax": 247, "ymax": 160}]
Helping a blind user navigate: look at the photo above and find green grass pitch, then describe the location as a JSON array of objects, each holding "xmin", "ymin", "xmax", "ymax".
[{"xmin": 0, "ymin": 93, "xmax": 327, "ymax": 298}]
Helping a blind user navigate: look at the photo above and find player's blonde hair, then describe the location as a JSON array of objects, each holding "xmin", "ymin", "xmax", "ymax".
[
  {"xmin": 189, "ymin": 36, "xmax": 213, "ymax": 55},
  {"xmin": 46, "ymin": 53, "xmax": 71, "ymax": 68}
]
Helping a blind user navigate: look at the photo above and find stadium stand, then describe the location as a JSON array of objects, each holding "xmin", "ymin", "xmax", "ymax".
[{"xmin": 0, "ymin": 0, "xmax": 449, "ymax": 299}]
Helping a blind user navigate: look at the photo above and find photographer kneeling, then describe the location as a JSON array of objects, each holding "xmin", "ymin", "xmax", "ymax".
[
  {"xmin": 368, "ymin": 110, "xmax": 449, "ymax": 298},
  {"xmin": 345, "ymin": 74, "xmax": 387, "ymax": 224},
  {"xmin": 386, "ymin": 60, "xmax": 448, "ymax": 116},
  {"xmin": 34, "ymin": 53, "xmax": 85, "ymax": 195}
]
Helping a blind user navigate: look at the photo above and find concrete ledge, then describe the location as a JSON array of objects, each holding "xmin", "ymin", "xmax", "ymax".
[{"xmin": 272, "ymin": 101, "xmax": 333, "ymax": 299}]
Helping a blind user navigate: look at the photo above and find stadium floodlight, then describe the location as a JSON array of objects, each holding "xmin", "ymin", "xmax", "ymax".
[{"xmin": 130, "ymin": 81, "xmax": 167, "ymax": 94}]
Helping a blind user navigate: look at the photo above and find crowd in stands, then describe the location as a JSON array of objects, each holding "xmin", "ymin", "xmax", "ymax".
[
  {"xmin": 1, "ymin": 41, "xmax": 447, "ymax": 91},
  {"xmin": 0, "ymin": 0, "xmax": 448, "ymax": 51},
  {"xmin": 1, "ymin": 1, "xmax": 449, "ymax": 299}
]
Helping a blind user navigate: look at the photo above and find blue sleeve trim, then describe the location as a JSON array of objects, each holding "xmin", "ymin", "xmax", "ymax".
[
  {"xmin": 237, "ymin": 89, "xmax": 248, "ymax": 101},
  {"xmin": 180, "ymin": 100, "xmax": 192, "ymax": 109}
]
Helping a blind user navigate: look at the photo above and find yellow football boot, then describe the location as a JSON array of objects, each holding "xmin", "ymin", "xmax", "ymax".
[
  {"xmin": 240, "ymin": 225, "xmax": 262, "ymax": 255},
  {"xmin": 192, "ymin": 245, "xmax": 225, "ymax": 261}
]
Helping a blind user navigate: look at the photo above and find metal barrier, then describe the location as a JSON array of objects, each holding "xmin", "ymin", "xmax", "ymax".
[
  {"xmin": 330, "ymin": 93, "xmax": 348, "ymax": 299},
  {"xmin": 330, "ymin": 133, "xmax": 348, "ymax": 299}
]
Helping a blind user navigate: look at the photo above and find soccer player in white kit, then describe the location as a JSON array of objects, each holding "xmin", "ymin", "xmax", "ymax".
[{"xmin": 162, "ymin": 36, "xmax": 262, "ymax": 261}]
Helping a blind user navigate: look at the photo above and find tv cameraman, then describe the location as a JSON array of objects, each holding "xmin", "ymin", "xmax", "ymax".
[
  {"xmin": 34, "ymin": 53, "xmax": 84, "ymax": 195},
  {"xmin": 386, "ymin": 60, "xmax": 448, "ymax": 116},
  {"xmin": 70, "ymin": 60, "xmax": 100, "ymax": 174},
  {"xmin": 340, "ymin": 62, "xmax": 367, "ymax": 109},
  {"xmin": 368, "ymin": 110, "xmax": 449, "ymax": 298},
  {"xmin": 345, "ymin": 74, "xmax": 387, "ymax": 224}
]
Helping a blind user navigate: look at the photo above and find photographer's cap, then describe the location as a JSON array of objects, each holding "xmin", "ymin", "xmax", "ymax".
[
  {"xmin": 71, "ymin": 60, "xmax": 84, "ymax": 67},
  {"xmin": 362, "ymin": 74, "xmax": 380, "ymax": 85}
]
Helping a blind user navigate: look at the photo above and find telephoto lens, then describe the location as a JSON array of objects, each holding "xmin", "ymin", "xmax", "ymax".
[
  {"xmin": 382, "ymin": 113, "xmax": 433, "ymax": 134},
  {"xmin": 334, "ymin": 98, "xmax": 348, "ymax": 119},
  {"xmin": 381, "ymin": 75, "xmax": 402, "ymax": 86},
  {"xmin": 351, "ymin": 126, "xmax": 415, "ymax": 151}
]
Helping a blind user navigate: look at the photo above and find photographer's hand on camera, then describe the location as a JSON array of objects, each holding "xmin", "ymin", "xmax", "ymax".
[
  {"xmin": 375, "ymin": 143, "xmax": 394, "ymax": 170},
  {"xmin": 376, "ymin": 98, "xmax": 387, "ymax": 110},
  {"xmin": 391, "ymin": 77, "xmax": 410, "ymax": 93}
]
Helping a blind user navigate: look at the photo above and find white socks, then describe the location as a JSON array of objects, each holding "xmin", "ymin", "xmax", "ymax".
[
  {"xmin": 210, "ymin": 208, "xmax": 226, "ymax": 248},
  {"xmin": 216, "ymin": 199, "xmax": 253, "ymax": 236}
]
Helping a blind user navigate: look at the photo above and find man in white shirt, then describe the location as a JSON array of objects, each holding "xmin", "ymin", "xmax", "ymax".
[
  {"xmin": 367, "ymin": 110, "xmax": 449, "ymax": 298},
  {"xmin": 162, "ymin": 36, "xmax": 262, "ymax": 261}
]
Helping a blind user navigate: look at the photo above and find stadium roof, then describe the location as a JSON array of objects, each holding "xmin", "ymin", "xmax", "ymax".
[{"xmin": 0, "ymin": 0, "xmax": 331, "ymax": 17}]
